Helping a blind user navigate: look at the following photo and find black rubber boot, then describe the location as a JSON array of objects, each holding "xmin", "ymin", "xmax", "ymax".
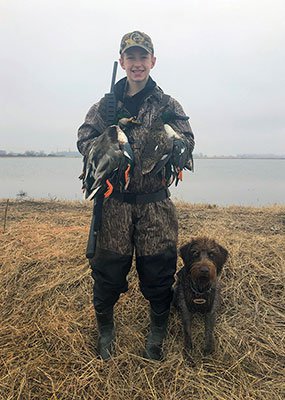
[
  {"xmin": 144, "ymin": 308, "xmax": 170, "ymax": 361},
  {"xmin": 95, "ymin": 308, "xmax": 115, "ymax": 360}
]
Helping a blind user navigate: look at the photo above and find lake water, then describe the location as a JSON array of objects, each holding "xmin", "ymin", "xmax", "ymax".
[{"xmin": 0, "ymin": 157, "xmax": 284, "ymax": 206}]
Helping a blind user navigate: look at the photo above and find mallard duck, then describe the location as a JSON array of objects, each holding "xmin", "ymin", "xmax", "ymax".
[
  {"xmin": 82, "ymin": 125, "xmax": 134, "ymax": 200},
  {"xmin": 141, "ymin": 117, "xmax": 182, "ymax": 176}
]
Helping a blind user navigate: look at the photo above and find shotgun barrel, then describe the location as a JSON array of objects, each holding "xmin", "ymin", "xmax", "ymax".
[{"xmin": 110, "ymin": 61, "xmax": 118, "ymax": 93}]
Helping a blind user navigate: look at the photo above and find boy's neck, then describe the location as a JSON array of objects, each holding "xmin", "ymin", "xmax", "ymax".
[{"xmin": 126, "ymin": 78, "xmax": 149, "ymax": 97}]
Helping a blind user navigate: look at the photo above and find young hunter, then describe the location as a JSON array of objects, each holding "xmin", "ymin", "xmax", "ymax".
[{"xmin": 77, "ymin": 31, "xmax": 195, "ymax": 361}]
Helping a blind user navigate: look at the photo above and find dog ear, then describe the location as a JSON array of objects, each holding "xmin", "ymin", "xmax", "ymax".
[
  {"xmin": 179, "ymin": 242, "xmax": 193, "ymax": 266},
  {"xmin": 216, "ymin": 244, "xmax": 228, "ymax": 274}
]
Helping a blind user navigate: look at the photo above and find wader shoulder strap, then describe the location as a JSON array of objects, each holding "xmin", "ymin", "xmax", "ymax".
[{"xmin": 161, "ymin": 94, "xmax": 171, "ymax": 107}]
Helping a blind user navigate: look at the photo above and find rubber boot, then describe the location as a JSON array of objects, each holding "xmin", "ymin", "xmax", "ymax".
[
  {"xmin": 144, "ymin": 308, "xmax": 170, "ymax": 361},
  {"xmin": 95, "ymin": 307, "xmax": 115, "ymax": 360}
]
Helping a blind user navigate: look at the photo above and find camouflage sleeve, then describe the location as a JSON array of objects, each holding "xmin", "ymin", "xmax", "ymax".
[
  {"xmin": 167, "ymin": 97, "xmax": 195, "ymax": 154},
  {"xmin": 77, "ymin": 98, "xmax": 108, "ymax": 155}
]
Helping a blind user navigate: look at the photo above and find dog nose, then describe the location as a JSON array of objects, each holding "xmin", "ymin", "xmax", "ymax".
[{"xmin": 200, "ymin": 266, "xmax": 209, "ymax": 275}]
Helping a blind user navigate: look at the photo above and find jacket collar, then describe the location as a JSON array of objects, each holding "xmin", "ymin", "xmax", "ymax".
[{"xmin": 114, "ymin": 76, "xmax": 163, "ymax": 103}]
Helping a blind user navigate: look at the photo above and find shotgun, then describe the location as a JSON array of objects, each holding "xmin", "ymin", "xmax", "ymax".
[{"xmin": 85, "ymin": 61, "xmax": 118, "ymax": 259}]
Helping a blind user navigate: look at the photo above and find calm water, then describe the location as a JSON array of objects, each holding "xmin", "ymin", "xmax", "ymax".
[{"xmin": 0, "ymin": 157, "xmax": 284, "ymax": 206}]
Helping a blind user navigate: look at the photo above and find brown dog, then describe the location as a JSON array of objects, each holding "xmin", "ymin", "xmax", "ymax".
[{"xmin": 173, "ymin": 237, "xmax": 228, "ymax": 361}]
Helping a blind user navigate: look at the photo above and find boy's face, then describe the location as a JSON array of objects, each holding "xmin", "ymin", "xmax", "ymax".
[{"xmin": 119, "ymin": 47, "xmax": 156, "ymax": 85}]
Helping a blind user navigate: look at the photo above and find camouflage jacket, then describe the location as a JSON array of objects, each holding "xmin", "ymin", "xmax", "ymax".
[{"xmin": 77, "ymin": 77, "xmax": 195, "ymax": 194}]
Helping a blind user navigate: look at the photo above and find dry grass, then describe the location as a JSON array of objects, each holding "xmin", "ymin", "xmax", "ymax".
[{"xmin": 0, "ymin": 199, "xmax": 284, "ymax": 400}]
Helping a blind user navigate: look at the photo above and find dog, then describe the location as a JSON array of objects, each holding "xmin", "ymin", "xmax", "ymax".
[{"xmin": 173, "ymin": 237, "xmax": 228, "ymax": 362}]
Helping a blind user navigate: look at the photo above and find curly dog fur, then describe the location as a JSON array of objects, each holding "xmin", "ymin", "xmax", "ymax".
[{"xmin": 173, "ymin": 237, "xmax": 228, "ymax": 362}]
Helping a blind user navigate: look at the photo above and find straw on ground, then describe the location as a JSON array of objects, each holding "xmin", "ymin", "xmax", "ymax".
[{"xmin": 0, "ymin": 199, "xmax": 284, "ymax": 400}]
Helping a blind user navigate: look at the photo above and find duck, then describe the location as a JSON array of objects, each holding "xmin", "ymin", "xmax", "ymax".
[
  {"xmin": 82, "ymin": 125, "xmax": 134, "ymax": 201},
  {"xmin": 141, "ymin": 109, "xmax": 193, "ymax": 185},
  {"xmin": 141, "ymin": 115, "xmax": 184, "ymax": 176}
]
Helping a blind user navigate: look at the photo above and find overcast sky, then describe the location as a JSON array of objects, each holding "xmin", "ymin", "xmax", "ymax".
[{"xmin": 1, "ymin": 0, "xmax": 284, "ymax": 156}]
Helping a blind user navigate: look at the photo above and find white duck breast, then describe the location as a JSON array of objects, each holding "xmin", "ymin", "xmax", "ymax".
[{"xmin": 116, "ymin": 126, "xmax": 133, "ymax": 162}]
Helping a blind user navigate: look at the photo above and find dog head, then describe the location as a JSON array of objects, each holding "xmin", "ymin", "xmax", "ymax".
[{"xmin": 180, "ymin": 237, "xmax": 228, "ymax": 292}]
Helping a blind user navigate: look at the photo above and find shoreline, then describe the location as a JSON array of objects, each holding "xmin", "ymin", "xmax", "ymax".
[{"xmin": 1, "ymin": 155, "xmax": 285, "ymax": 160}]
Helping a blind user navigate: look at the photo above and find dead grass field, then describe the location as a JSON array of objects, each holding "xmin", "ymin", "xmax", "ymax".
[{"xmin": 0, "ymin": 199, "xmax": 284, "ymax": 400}]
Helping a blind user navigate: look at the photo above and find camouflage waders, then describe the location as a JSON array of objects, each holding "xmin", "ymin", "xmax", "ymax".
[{"xmin": 89, "ymin": 195, "xmax": 178, "ymax": 314}]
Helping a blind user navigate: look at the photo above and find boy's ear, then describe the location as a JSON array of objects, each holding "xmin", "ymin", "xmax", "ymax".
[
  {"xmin": 151, "ymin": 56, "xmax": 156, "ymax": 69},
  {"xmin": 119, "ymin": 56, "xmax": 126, "ymax": 70}
]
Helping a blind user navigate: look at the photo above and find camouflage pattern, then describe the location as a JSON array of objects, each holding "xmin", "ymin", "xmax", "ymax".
[
  {"xmin": 96, "ymin": 197, "xmax": 178, "ymax": 256},
  {"xmin": 120, "ymin": 31, "xmax": 154, "ymax": 54},
  {"xmin": 77, "ymin": 80, "xmax": 194, "ymax": 256}
]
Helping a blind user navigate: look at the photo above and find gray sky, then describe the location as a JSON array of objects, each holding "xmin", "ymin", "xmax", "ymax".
[{"xmin": 1, "ymin": 0, "xmax": 284, "ymax": 155}]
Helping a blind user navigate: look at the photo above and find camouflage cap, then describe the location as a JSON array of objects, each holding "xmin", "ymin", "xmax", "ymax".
[{"xmin": 120, "ymin": 31, "xmax": 154, "ymax": 55}]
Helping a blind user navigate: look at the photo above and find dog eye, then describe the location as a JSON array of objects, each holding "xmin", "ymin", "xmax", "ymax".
[
  {"xmin": 208, "ymin": 251, "xmax": 215, "ymax": 259},
  {"xmin": 192, "ymin": 250, "xmax": 200, "ymax": 258}
]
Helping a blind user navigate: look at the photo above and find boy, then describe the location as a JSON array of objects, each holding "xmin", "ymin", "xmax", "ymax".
[{"xmin": 77, "ymin": 31, "xmax": 195, "ymax": 360}]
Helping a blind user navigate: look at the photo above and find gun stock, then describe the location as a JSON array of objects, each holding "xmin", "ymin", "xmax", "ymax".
[{"xmin": 86, "ymin": 212, "xmax": 97, "ymax": 259}]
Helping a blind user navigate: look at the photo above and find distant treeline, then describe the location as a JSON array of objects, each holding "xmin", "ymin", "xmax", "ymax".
[
  {"xmin": 0, "ymin": 151, "xmax": 80, "ymax": 158},
  {"xmin": 0, "ymin": 150, "xmax": 284, "ymax": 159}
]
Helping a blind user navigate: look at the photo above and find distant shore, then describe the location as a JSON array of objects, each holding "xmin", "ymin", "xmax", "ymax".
[{"xmin": 1, "ymin": 154, "xmax": 284, "ymax": 160}]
